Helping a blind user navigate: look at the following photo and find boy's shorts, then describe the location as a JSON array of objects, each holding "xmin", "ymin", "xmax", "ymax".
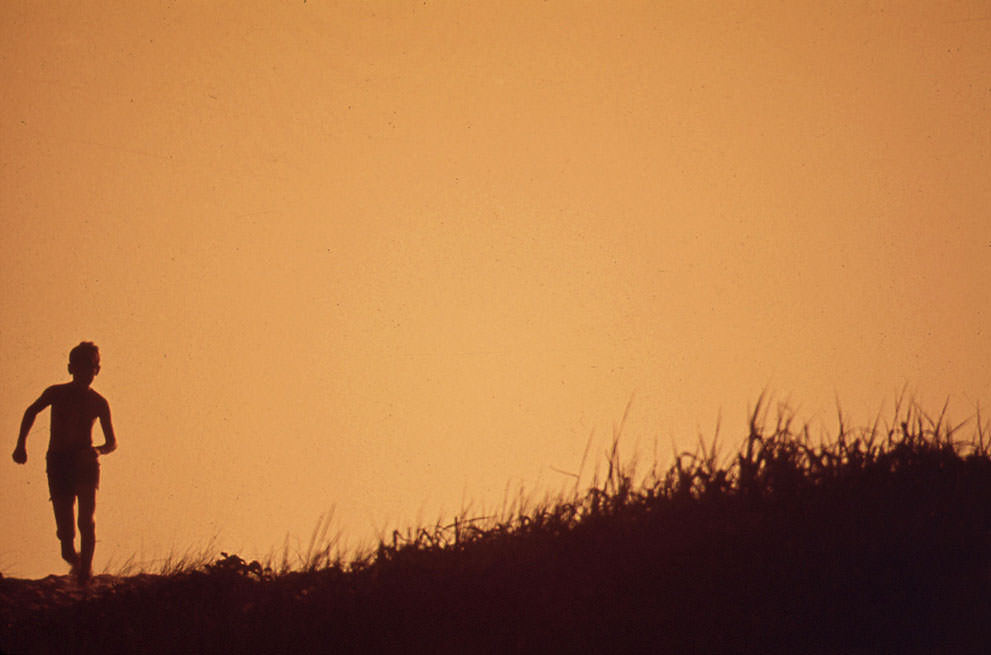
[{"xmin": 46, "ymin": 449, "xmax": 100, "ymax": 500}]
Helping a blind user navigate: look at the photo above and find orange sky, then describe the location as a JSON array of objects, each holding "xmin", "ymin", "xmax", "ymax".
[{"xmin": 2, "ymin": 1, "xmax": 989, "ymax": 579}]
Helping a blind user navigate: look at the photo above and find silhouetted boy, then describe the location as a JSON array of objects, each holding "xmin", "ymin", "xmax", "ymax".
[{"xmin": 12, "ymin": 342, "xmax": 117, "ymax": 583}]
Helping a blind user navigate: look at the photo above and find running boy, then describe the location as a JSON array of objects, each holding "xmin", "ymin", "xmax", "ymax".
[{"xmin": 12, "ymin": 342, "xmax": 117, "ymax": 583}]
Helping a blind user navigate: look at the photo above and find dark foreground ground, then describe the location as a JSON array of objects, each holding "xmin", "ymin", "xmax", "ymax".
[{"xmin": 3, "ymin": 404, "xmax": 990, "ymax": 654}]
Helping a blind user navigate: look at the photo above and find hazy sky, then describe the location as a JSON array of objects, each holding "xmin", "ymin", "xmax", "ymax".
[{"xmin": 2, "ymin": 1, "xmax": 989, "ymax": 578}]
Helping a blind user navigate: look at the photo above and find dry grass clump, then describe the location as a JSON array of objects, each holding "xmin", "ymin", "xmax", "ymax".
[{"xmin": 3, "ymin": 397, "xmax": 990, "ymax": 654}]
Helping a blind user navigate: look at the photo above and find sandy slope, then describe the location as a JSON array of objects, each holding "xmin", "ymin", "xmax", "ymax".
[{"xmin": 0, "ymin": 572, "xmax": 151, "ymax": 624}]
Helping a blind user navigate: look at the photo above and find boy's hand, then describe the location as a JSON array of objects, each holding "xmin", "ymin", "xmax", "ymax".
[
  {"xmin": 95, "ymin": 443, "xmax": 116, "ymax": 456},
  {"xmin": 12, "ymin": 446, "xmax": 27, "ymax": 464}
]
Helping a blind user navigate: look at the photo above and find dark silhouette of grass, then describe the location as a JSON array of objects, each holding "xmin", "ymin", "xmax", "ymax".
[{"xmin": 3, "ymin": 397, "xmax": 990, "ymax": 654}]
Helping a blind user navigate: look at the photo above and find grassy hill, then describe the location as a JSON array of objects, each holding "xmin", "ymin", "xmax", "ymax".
[{"xmin": 3, "ymin": 400, "xmax": 990, "ymax": 654}]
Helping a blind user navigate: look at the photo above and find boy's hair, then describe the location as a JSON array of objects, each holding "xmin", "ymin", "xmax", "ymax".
[{"xmin": 69, "ymin": 341, "xmax": 100, "ymax": 369}]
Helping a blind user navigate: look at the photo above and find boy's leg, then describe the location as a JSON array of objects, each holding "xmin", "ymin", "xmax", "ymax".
[
  {"xmin": 77, "ymin": 486, "xmax": 96, "ymax": 583},
  {"xmin": 48, "ymin": 455, "xmax": 79, "ymax": 569},
  {"xmin": 51, "ymin": 495, "xmax": 79, "ymax": 568}
]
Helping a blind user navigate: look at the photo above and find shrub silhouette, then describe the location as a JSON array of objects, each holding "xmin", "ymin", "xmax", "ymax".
[{"xmin": 3, "ymin": 399, "xmax": 990, "ymax": 654}]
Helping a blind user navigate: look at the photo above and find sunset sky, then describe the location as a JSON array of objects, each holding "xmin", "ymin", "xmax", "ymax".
[{"xmin": 2, "ymin": 1, "xmax": 989, "ymax": 579}]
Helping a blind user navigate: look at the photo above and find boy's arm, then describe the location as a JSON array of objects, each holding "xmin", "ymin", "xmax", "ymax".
[
  {"xmin": 13, "ymin": 389, "xmax": 53, "ymax": 464},
  {"xmin": 95, "ymin": 400, "xmax": 117, "ymax": 455}
]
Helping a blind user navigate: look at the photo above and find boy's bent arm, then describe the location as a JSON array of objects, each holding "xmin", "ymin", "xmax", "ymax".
[
  {"xmin": 13, "ymin": 389, "xmax": 53, "ymax": 463},
  {"xmin": 96, "ymin": 401, "xmax": 117, "ymax": 455}
]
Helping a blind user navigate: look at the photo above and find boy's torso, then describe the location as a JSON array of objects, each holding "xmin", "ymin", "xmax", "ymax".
[{"xmin": 46, "ymin": 383, "xmax": 107, "ymax": 454}]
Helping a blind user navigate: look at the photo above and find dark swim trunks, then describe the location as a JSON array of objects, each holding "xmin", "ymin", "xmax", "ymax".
[{"xmin": 46, "ymin": 449, "xmax": 100, "ymax": 499}]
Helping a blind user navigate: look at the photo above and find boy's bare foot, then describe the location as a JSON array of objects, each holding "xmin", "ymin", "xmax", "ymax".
[
  {"xmin": 61, "ymin": 543, "xmax": 80, "ymax": 569},
  {"xmin": 76, "ymin": 564, "xmax": 92, "ymax": 586}
]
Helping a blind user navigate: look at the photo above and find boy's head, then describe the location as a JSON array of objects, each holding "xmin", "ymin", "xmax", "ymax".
[{"xmin": 68, "ymin": 341, "xmax": 101, "ymax": 384}]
